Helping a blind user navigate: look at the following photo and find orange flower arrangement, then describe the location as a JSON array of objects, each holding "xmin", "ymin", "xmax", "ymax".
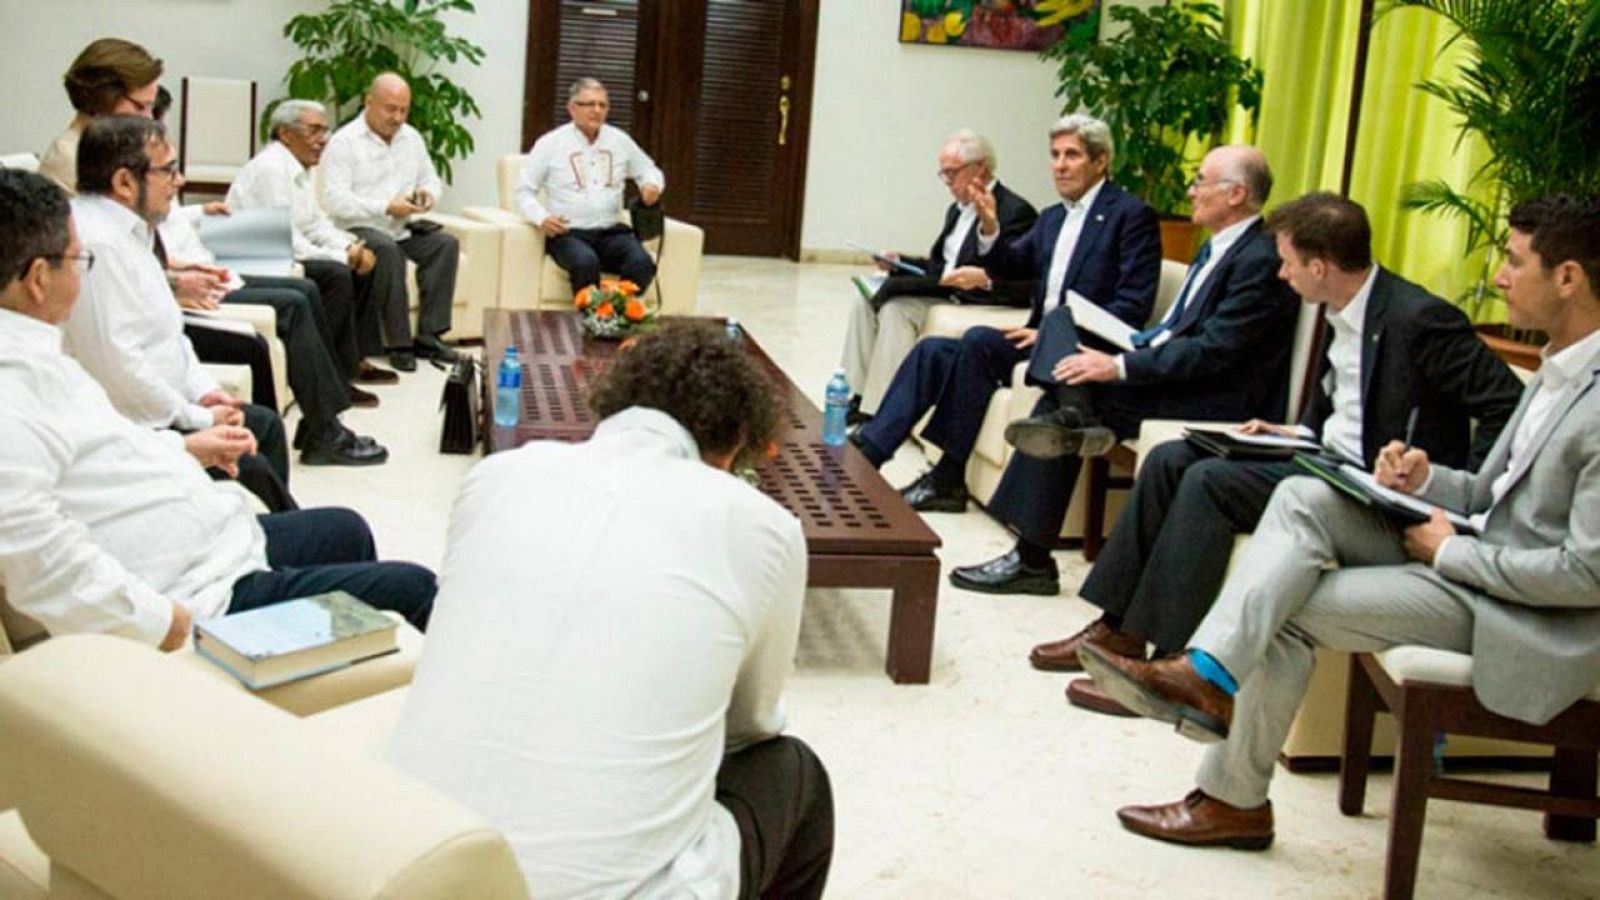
[{"xmin": 575, "ymin": 277, "xmax": 656, "ymax": 339}]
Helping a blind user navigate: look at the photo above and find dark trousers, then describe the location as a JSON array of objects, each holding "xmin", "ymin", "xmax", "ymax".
[
  {"xmin": 228, "ymin": 277, "xmax": 351, "ymax": 433},
  {"xmin": 351, "ymin": 227, "xmax": 457, "ymax": 348},
  {"xmin": 184, "ymin": 321, "xmax": 276, "ymax": 410},
  {"xmin": 989, "ymin": 306, "xmax": 1146, "ymax": 544},
  {"xmin": 547, "ymin": 225, "xmax": 657, "ymax": 292},
  {"xmin": 856, "ymin": 326, "xmax": 1025, "ymax": 465},
  {"xmin": 228, "ymin": 507, "xmax": 435, "ymax": 632},
  {"xmin": 716, "ymin": 736, "xmax": 833, "ymax": 900},
  {"xmin": 1079, "ymin": 440, "xmax": 1296, "ymax": 654}
]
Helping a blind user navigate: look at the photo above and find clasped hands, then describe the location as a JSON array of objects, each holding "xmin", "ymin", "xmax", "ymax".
[
  {"xmin": 183, "ymin": 423, "xmax": 256, "ymax": 476},
  {"xmin": 172, "ymin": 262, "xmax": 232, "ymax": 311},
  {"xmin": 387, "ymin": 188, "xmax": 436, "ymax": 219}
]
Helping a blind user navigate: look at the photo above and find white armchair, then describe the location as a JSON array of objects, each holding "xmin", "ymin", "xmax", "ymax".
[
  {"xmin": 409, "ymin": 212, "xmax": 502, "ymax": 342},
  {"xmin": 461, "ymin": 155, "xmax": 702, "ymax": 316},
  {"xmin": 178, "ymin": 77, "xmax": 256, "ymax": 196}
]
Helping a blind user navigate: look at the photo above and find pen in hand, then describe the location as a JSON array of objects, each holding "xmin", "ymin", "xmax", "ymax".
[{"xmin": 1402, "ymin": 405, "xmax": 1420, "ymax": 453}]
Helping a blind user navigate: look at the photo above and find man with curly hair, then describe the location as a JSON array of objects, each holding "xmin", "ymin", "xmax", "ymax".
[{"xmin": 389, "ymin": 322, "xmax": 834, "ymax": 899}]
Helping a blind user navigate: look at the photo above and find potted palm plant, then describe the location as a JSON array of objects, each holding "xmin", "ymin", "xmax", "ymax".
[
  {"xmin": 1042, "ymin": 1, "xmax": 1263, "ymax": 260},
  {"xmin": 1384, "ymin": 0, "xmax": 1600, "ymax": 367},
  {"xmin": 270, "ymin": 0, "xmax": 486, "ymax": 182}
]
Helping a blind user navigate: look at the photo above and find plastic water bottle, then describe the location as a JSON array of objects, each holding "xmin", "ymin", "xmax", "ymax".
[
  {"xmin": 725, "ymin": 317, "xmax": 742, "ymax": 343},
  {"xmin": 822, "ymin": 368, "xmax": 850, "ymax": 446},
  {"xmin": 494, "ymin": 346, "xmax": 521, "ymax": 427}
]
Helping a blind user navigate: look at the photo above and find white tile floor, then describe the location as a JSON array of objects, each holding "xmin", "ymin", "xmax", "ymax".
[{"xmin": 290, "ymin": 256, "xmax": 1597, "ymax": 898}]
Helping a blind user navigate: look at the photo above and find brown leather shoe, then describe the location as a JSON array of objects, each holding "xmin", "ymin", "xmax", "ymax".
[
  {"xmin": 1117, "ymin": 790, "xmax": 1273, "ymax": 850},
  {"xmin": 347, "ymin": 385, "xmax": 380, "ymax": 408},
  {"xmin": 1028, "ymin": 617, "xmax": 1146, "ymax": 672},
  {"xmin": 1065, "ymin": 677, "xmax": 1136, "ymax": 717},
  {"xmin": 1079, "ymin": 644, "xmax": 1233, "ymax": 742}
]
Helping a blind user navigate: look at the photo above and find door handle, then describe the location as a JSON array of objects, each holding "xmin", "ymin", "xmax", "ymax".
[{"xmin": 778, "ymin": 95, "xmax": 791, "ymax": 146}]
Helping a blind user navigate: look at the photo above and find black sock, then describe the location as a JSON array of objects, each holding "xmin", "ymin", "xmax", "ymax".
[
  {"xmin": 929, "ymin": 456, "xmax": 965, "ymax": 489},
  {"xmin": 1015, "ymin": 536, "xmax": 1052, "ymax": 567}
]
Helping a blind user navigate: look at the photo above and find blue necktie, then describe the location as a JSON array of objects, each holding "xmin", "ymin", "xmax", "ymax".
[{"xmin": 1132, "ymin": 239, "xmax": 1212, "ymax": 349}]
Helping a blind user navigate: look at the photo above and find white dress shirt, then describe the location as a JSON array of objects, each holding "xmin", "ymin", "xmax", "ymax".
[
  {"xmin": 0, "ymin": 309, "xmax": 267, "ymax": 646},
  {"xmin": 1315, "ymin": 265, "xmax": 1377, "ymax": 462},
  {"xmin": 63, "ymin": 194, "xmax": 220, "ymax": 431},
  {"xmin": 938, "ymin": 180, "xmax": 990, "ymax": 278},
  {"xmin": 515, "ymin": 122, "xmax": 665, "ymax": 229},
  {"xmin": 319, "ymin": 116, "xmax": 443, "ymax": 239},
  {"xmin": 388, "ymin": 408, "xmax": 807, "ymax": 899},
  {"xmin": 157, "ymin": 204, "xmax": 215, "ymax": 266},
  {"xmin": 228, "ymin": 140, "xmax": 356, "ymax": 263},
  {"xmin": 981, "ymin": 178, "xmax": 1104, "ymax": 311}
]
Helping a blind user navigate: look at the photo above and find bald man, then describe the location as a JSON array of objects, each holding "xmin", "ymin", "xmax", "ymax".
[
  {"xmin": 320, "ymin": 73, "xmax": 460, "ymax": 373},
  {"xmin": 949, "ymin": 146, "xmax": 1301, "ymax": 598}
]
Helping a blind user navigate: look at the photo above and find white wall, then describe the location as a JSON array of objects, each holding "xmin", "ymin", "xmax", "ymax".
[
  {"xmin": 800, "ymin": 0, "xmax": 1069, "ymax": 256},
  {"xmin": 0, "ymin": 0, "xmax": 525, "ymax": 214}
]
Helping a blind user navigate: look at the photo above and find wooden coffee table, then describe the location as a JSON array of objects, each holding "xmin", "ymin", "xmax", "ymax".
[{"xmin": 483, "ymin": 310, "xmax": 943, "ymax": 683}]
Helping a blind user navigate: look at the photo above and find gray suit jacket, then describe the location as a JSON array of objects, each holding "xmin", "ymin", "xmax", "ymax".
[{"xmin": 1421, "ymin": 340, "xmax": 1600, "ymax": 723}]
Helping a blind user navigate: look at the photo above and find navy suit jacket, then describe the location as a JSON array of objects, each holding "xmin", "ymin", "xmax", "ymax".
[
  {"xmin": 1118, "ymin": 220, "xmax": 1299, "ymax": 422},
  {"xmin": 1299, "ymin": 267, "xmax": 1524, "ymax": 469},
  {"xmin": 981, "ymin": 181, "xmax": 1161, "ymax": 329}
]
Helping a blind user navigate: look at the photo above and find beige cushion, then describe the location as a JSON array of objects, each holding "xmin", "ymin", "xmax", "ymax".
[
  {"xmin": 0, "ymin": 811, "xmax": 47, "ymax": 900},
  {"xmin": 0, "ymin": 636, "xmax": 528, "ymax": 900},
  {"xmin": 1377, "ymin": 646, "xmax": 1600, "ymax": 702}
]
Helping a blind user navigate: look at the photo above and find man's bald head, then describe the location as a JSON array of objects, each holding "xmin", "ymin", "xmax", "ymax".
[
  {"xmin": 1208, "ymin": 145, "xmax": 1272, "ymax": 211},
  {"xmin": 363, "ymin": 72, "xmax": 412, "ymax": 142}
]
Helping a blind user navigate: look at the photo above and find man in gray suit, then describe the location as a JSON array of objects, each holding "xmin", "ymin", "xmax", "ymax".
[{"xmin": 1080, "ymin": 193, "xmax": 1600, "ymax": 850}]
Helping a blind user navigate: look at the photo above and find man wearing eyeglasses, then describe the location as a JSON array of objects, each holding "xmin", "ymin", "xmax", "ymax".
[
  {"xmin": 58, "ymin": 115, "xmax": 296, "ymax": 508},
  {"xmin": 516, "ymin": 77, "xmax": 665, "ymax": 295},
  {"xmin": 839, "ymin": 130, "xmax": 1037, "ymax": 426}
]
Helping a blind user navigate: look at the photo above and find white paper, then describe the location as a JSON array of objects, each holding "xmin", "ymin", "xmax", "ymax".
[
  {"xmin": 1225, "ymin": 430, "xmax": 1322, "ymax": 451},
  {"xmin": 1339, "ymin": 464, "xmax": 1477, "ymax": 531},
  {"xmin": 197, "ymin": 207, "xmax": 294, "ymax": 280},
  {"xmin": 1065, "ymin": 290, "xmax": 1137, "ymax": 351}
]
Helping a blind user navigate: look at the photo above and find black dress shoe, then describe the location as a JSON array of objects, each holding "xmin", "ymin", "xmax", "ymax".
[
  {"xmin": 900, "ymin": 471, "xmax": 968, "ymax": 513},
  {"xmin": 414, "ymin": 334, "xmax": 460, "ymax": 363},
  {"xmin": 1004, "ymin": 407, "xmax": 1117, "ymax": 460},
  {"xmin": 300, "ymin": 429, "xmax": 389, "ymax": 467},
  {"xmin": 949, "ymin": 549, "xmax": 1059, "ymax": 595},
  {"xmin": 389, "ymin": 349, "xmax": 418, "ymax": 372},
  {"xmin": 348, "ymin": 385, "xmax": 380, "ymax": 408},
  {"xmin": 355, "ymin": 361, "xmax": 399, "ymax": 384}
]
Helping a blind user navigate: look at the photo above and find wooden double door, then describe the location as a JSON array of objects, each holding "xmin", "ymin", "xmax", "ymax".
[{"xmin": 522, "ymin": 0, "xmax": 819, "ymax": 258}]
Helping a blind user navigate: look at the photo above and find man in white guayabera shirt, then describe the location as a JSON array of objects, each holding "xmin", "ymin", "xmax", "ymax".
[
  {"xmin": 389, "ymin": 324, "xmax": 833, "ymax": 899},
  {"xmin": 516, "ymin": 77, "xmax": 665, "ymax": 294},
  {"xmin": 319, "ymin": 72, "xmax": 460, "ymax": 373},
  {"xmin": 0, "ymin": 169, "xmax": 433, "ymax": 651}
]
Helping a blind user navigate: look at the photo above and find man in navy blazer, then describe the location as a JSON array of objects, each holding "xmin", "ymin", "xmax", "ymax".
[
  {"xmin": 850, "ymin": 115, "xmax": 1161, "ymax": 516},
  {"xmin": 952, "ymin": 145, "xmax": 1301, "ymax": 595}
]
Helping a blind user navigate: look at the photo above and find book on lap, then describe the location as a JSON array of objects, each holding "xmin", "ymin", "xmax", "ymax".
[
  {"xmin": 193, "ymin": 591, "xmax": 400, "ymax": 690},
  {"xmin": 1065, "ymin": 291, "xmax": 1138, "ymax": 352},
  {"xmin": 1185, "ymin": 427, "xmax": 1324, "ymax": 461},
  {"xmin": 1292, "ymin": 453, "xmax": 1478, "ymax": 535}
]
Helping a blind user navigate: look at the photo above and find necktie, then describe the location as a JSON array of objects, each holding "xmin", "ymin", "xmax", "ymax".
[
  {"xmin": 1132, "ymin": 239, "xmax": 1212, "ymax": 349},
  {"xmin": 151, "ymin": 228, "xmax": 170, "ymax": 269}
]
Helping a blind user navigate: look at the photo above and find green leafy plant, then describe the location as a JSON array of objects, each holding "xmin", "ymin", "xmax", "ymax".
[
  {"xmin": 1042, "ymin": 1, "xmax": 1262, "ymax": 215},
  {"xmin": 271, "ymin": 0, "xmax": 486, "ymax": 181},
  {"xmin": 1382, "ymin": 0, "xmax": 1600, "ymax": 324}
]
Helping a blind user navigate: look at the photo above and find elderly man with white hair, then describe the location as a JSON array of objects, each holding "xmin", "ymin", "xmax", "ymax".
[
  {"xmin": 319, "ymin": 73, "xmax": 460, "ymax": 372},
  {"xmin": 228, "ymin": 98, "xmax": 399, "ymax": 386},
  {"xmin": 839, "ymin": 129, "xmax": 1037, "ymax": 425}
]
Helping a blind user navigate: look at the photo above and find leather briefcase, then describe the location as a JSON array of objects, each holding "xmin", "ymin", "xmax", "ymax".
[{"xmin": 438, "ymin": 356, "xmax": 480, "ymax": 454}]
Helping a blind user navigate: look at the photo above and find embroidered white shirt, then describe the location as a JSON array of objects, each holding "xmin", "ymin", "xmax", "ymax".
[
  {"xmin": 63, "ymin": 194, "xmax": 219, "ymax": 431},
  {"xmin": 228, "ymin": 140, "xmax": 357, "ymax": 263},
  {"xmin": 516, "ymin": 122, "xmax": 665, "ymax": 230},
  {"xmin": 319, "ymin": 116, "xmax": 443, "ymax": 239},
  {"xmin": 388, "ymin": 407, "xmax": 806, "ymax": 899},
  {"xmin": 0, "ymin": 309, "xmax": 267, "ymax": 646}
]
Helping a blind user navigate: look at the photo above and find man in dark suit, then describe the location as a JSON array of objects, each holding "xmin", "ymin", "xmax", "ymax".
[
  {"xmin": 1082, "ymin": 194, "xmax": 1600, "ymax": 852},
  {"xmin": 850, "ymin": 115, "xmax": 1161, "ymax": 515},
  {"xmin": 840, "ymin": 130, "xmax": 1038, "ymax": 422},
  {"xmin": 1034, "ymin": 193, "xmax": 1525, "ymax": 717},
  {"xmin": 951, "ymin": 145, "xmax": 1301, "ymax": 596}
]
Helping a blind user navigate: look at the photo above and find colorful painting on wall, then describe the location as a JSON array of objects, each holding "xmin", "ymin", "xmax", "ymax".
[{"xmin": 899, "ymin": 0, "xmax": 1101, "ymax": 52}]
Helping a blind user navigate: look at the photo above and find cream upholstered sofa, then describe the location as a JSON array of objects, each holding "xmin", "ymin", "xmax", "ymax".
[
  {"xmin": 461, "ymin": 155, "xmax": 703, "ymax": 316},
  {"xmin": 0, "ymin": 636, "xmax": 525, "ymax": 899},
  {"xmin": 912, "ymin": 259, "xmax": 1190, "ymax": 540},
  {"xmin": 0, "ymin": 586, "xmax": 421, "ymax": 720},
  {"xmin": 1129, "ymin": 361, "xmax": 1543, "ymax": 766}
]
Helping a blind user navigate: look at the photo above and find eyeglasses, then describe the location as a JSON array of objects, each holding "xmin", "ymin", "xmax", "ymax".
[
  {"xmin": 141, "ymin": 160, "xmax": 182, "ymax": 181},
  {"xmin": 21, "ymin": 251, "xmax": 96, "ymax": 280},
  {"xmin": 572, "ymin": 100, "xmax": 609, "ymax": 110},
  {"xmin": 1189, "ymin": 175, "xmax": 1239, "ymax": 191},
  {"xmin": 937, "ymin": 161, "xmax": 975, "ymax": 183},
  {"xmin": 120, "ymin": 95, "xmax": 154, "ymax": 116},
  {"xmin": 294, "ymin": 123, "xmax": 331, "ymax": 137}
]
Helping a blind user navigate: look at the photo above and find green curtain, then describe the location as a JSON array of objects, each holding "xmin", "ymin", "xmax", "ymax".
[
  {"xmin": 1223, "ymin": 0, "xmax": 1364, "ymax": 203},
  {"xmin": 1220, "ymin": 1, "xmax": 1499, "ymax": 319},
  {"xmin": 1347, "ymin": 7, "xmax": 1498, "ymax": 316}
]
